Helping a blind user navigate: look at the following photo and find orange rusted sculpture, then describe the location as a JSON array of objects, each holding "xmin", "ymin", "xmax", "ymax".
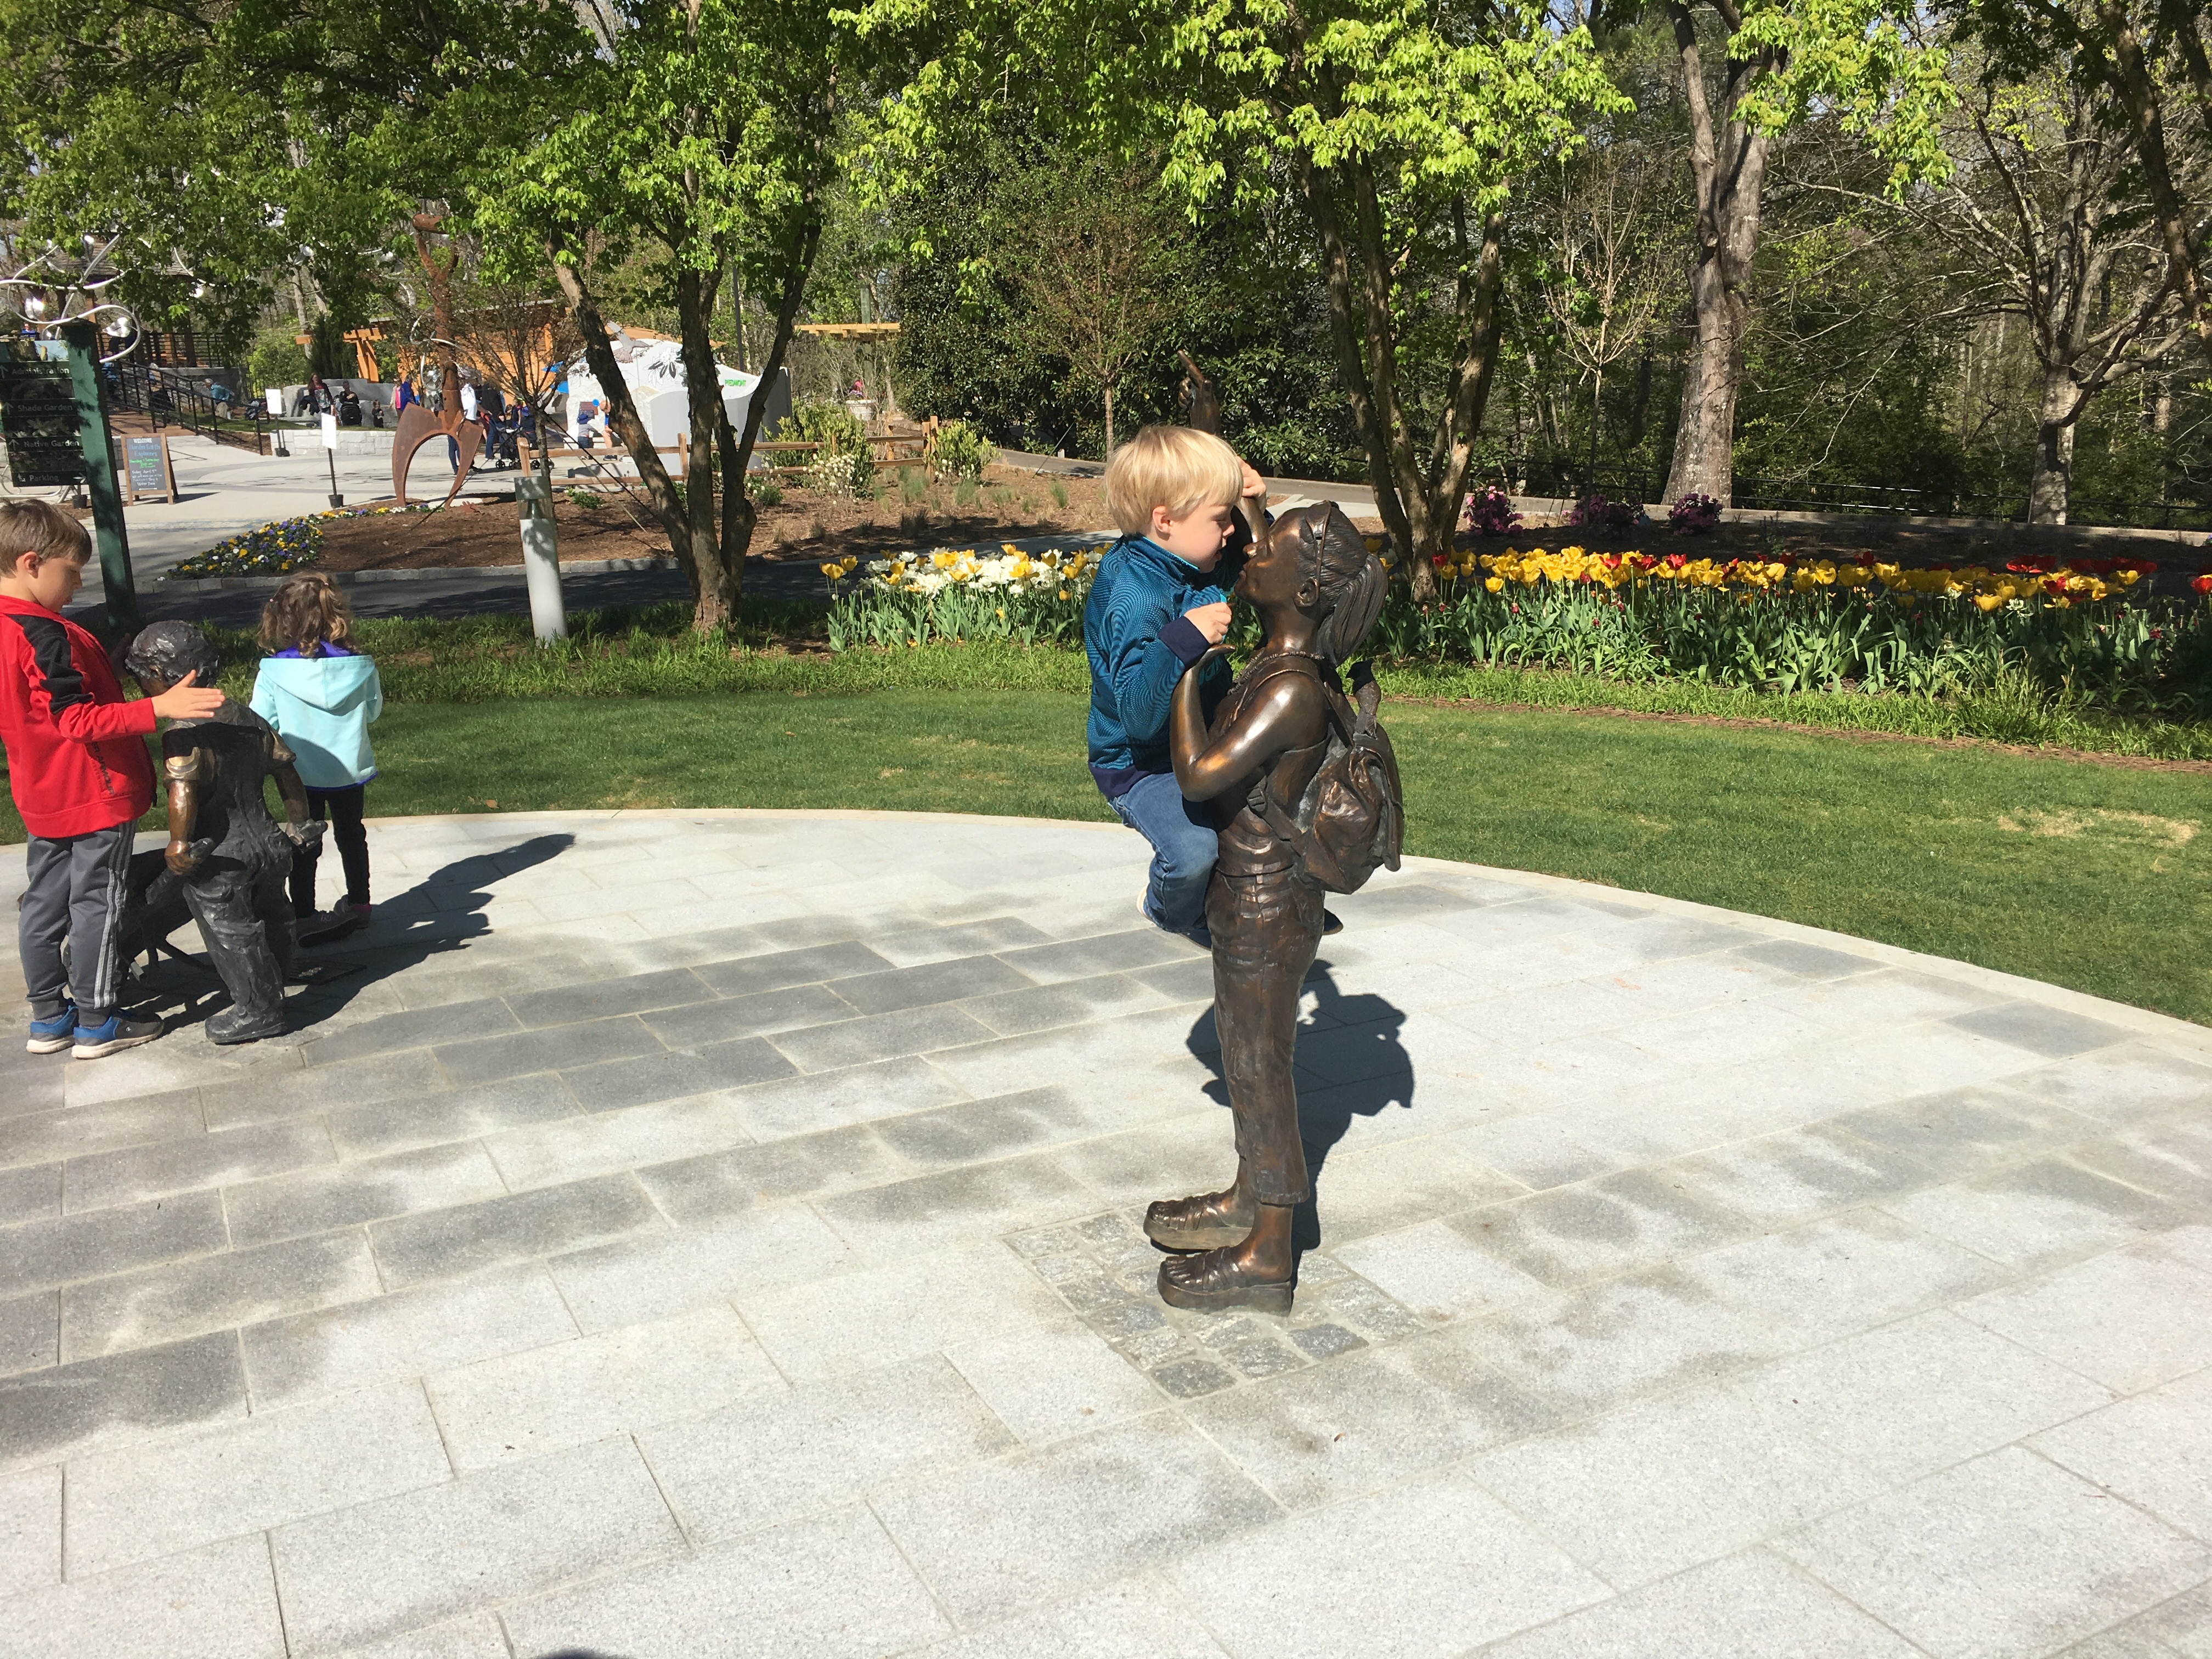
[{"xmin": 390, "ymin": 402, "xmax": 482, "ymax": 509}]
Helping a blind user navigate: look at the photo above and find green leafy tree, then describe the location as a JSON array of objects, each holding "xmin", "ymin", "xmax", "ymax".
[
  {"xmin": 490, "ymin": 0, "xmax": 937, "ymax": 631},
  {"xmin": 1654, "ymin": 0, "xmax": 1955, "ymax": 505},
  {"xmin": 870, "ymin": 0, "xmax": 1626, "ymax": 599},
  {"xmin": 1951, "ymin": 0, "xmax": 2212, "ymax": 373}
]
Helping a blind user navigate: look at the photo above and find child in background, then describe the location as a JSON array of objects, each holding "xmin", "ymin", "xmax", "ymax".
[
  {"xmin": 249, "ymin": 573, "xmax": 382, "ymax": 925},
  {"xmin": 1, "ymin": 501, "xmax": 223, "ymax": 1057}
]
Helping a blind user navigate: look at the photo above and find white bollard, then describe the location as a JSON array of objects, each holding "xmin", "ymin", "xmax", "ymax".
[{"xmin": 516, "ymin": 472, "xmax": 568, "ymax": 642}]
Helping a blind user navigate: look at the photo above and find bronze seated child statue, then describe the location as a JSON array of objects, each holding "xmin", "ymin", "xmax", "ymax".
[
  {"xmin": 1149, "ymin": 502, "xmax": 1401, "ymax": 1314},
  {"xmin": 120, "ymin": 622, "xmax": 321, "ymax": 1044}
]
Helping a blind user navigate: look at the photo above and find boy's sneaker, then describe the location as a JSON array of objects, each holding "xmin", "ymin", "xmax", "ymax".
[
  {"xmin": 349, "ymin": 902, "xmax": 373, "ymax": 923},
  {"xmin": 71, "ymin": 1012, "xmax": 165, "ymax": 1060},
  {"xmin": 27, "ymin": 1004, "xmax": 77, "ymax": 1055}
]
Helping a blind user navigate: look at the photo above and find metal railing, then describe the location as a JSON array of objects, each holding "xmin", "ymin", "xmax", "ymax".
[{"xmin": 106, "ymin": 356, "xmax": 270, "ymax": 454}]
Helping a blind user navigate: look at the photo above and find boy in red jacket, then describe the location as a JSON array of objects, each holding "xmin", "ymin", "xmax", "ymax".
[{"xmin": 1, "ymin": 502, "xmax": 222, "ymax": 1057}]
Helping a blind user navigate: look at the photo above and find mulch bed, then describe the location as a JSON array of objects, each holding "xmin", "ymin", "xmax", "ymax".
[
  {"xmin": 311, "ymin": 463, "xmax": 1136, "ymax": 572},
  {"xmin": 301, "ymin": 456, "xmax": 2207, "ymax": 583}
]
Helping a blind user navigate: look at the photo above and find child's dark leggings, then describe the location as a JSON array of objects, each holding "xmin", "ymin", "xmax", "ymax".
[{"xmin": 289, "ymin": 785, "xmax": 371, "ymax": 913}]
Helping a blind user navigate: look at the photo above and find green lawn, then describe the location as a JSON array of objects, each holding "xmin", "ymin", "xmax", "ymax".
[{"xmin": 13, "ymin": 687, "xmax": 2207, "ymax": 1025}]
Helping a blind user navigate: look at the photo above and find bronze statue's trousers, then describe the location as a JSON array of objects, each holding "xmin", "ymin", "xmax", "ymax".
[{"xmin": 1205, "ymin": 867, "xmax": 1325, "ymax": 1207}]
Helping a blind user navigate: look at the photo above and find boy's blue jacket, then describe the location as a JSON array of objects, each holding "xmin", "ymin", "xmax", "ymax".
[
  {"xmin": 1084, "ymin": 533, "xmax": 1240, "ymax": 795},
  {"xmin": 249, "ymin": 650, "xmax": 382, "ymax": 788}
]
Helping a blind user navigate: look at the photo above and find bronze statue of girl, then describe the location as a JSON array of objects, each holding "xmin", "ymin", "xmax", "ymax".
[{"xmin": 1149, "ymin": 503, "xmax": 1393, "ymax": 1313}]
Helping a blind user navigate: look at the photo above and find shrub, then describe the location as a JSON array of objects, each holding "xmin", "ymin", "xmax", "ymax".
[
  {"xmin": 1566, "ymin": 493, "xmax": 1640, "ymax": 533},
  {"xmin": 933, "ymin": 419, "xmax": 994, "ymax": 481},
  {"xmin": 1460, "ymin": 486, "xmax": 1523, "ymax": 537},
  {"xmin": 1668, "ymin": 493, "xmax": 1724, "ymax": 535},
  {"xmin": 567, "ymin": 488, "xmax": 603, "ymax": 510},
  {"xmin": 775, "ymin": 400, "xmax": 873, "ymax": 497},
  {"xmin": 752, "ymin": 478, "xmax": 785, "ymax": 507},
  {"xmin": 246, "ymin": 324, "xmax": 308, "ymax": 393},
  {"xmin": 806, "ymin": 448, "xmax": 871, "ymax": 500}
]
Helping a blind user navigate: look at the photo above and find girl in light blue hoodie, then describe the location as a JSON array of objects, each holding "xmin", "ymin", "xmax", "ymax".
[{"xmin": 250, "ymin": 574, "xmax": 383, "ymax": 923}]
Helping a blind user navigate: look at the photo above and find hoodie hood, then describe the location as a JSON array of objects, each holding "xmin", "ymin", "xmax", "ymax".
[
  {"xmin": 249, "ymin": 652, "xmax": 382, "ymax": 788},
  {"xmin": 255, "ymin": 652, "xmax": 379, "ymax": 714}
]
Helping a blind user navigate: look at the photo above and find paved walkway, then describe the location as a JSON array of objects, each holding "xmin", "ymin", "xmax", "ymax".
[{"xmin": 3, "ymin": 811, "xmax": 2210, "ymax": 1659}]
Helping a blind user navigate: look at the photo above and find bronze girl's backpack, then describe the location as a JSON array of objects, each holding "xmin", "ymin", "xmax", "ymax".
[{"xmin": 1251, "ymin": 658, "xmax": 1403, "ymax": 893}]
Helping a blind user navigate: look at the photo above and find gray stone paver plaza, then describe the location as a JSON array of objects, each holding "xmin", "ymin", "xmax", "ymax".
[{"xmin": 3, "ymin": 808, "xmax": 2211, "ymax": 1659}]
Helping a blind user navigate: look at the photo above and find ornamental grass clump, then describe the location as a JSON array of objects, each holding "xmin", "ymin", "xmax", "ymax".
[{"xmin": 820, "ymin": 543, "xmax": 1105, "ymax": 650}]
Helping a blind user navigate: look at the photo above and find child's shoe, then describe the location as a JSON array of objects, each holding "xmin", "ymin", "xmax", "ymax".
[
  {"xmin": 349, "ymin": 902, "xmax": 373, "ymax": 923},
  {"xmin": 71, "ymin": 1012, "xmax": 165, "ymax": 1060},
  {"xmin": 27, "ymin": 1003, "xmax": 76, "ymax": 1055}
]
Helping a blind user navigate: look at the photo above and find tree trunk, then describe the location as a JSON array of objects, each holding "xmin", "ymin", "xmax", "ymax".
[
  {"xmin": 411, "ymin": 215, "xmax": 461, "ymax": 413},
  {"xmin": 2094, "ymin": 0, "xmax": 2212, "ymax": 371},
  {"xmin": 550, "ymin": 255, "xmax": 695, "ymax": 567},
  {"xmin": 1662, "ymin": 3, "xmax": 1773, "ymax": 506},
  {"xmin": 715, "ymin": 218, "xmax": 825, "ymax": 623},
  {"xmin": 676, "ymin": 266, "xmax": 736, "ymax": 633},
  {"xmin": 730, "ymin": 265, "xmax": 748, "ymax": 374},
  {"xmin": 1103, "ymin": 382, "xmax": 1115, "ymax": 454},
  {"xmin": 2029, "ymin": 367, "xmax": 2079, "ymax": 525}
]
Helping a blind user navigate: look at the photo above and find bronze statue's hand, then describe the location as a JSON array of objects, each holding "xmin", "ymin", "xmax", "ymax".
[{"xmin": 165, "ymin": 838, "xmax": 204, "ymax": 876}]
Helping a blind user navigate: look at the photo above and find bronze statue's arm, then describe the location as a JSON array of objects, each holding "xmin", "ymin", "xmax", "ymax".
[
  {"xmin": 270, "ymin": 752, "xmax": 312, "ymax": 829},
  {"xmin": 1170, "ymin": 651, "xmax": 1328, "ymax": 803},
  {"xmin": 163, "ymin": 753, "xmax": 204, "ymax": 874}
]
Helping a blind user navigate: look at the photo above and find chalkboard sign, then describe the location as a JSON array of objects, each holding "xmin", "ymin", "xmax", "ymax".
[
  {"xmin": 122, "ymin": 433, "xmax": 176, "ymax": 503},
  {"xmin": 0, "ymin": 358, "xmax": 84, "ymax": 487}
]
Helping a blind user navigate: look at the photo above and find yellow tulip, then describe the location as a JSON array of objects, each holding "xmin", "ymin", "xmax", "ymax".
[{"xmin": 1485, "ymin": 575, "xmax": 1503, "ymax": 593}]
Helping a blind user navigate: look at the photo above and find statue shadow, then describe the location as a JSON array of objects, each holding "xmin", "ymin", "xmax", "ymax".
[
  {"xmin": 1182, "ymin": 955, "xmax": 1415, "ymax": 1255},
  {"xmin": 127, "ymin": 833, "xmax": 577, "ymax": 1039}
]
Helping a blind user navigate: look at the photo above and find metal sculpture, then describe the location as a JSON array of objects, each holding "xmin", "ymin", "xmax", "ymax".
[
  {"xmin": 1148, "ymin": 503, "xmax": 1398, "ymax": 1313},
  {"xmin": 390, "ymin": 399, "xmax": 483, "ymax": 509},
  {"xmin": 120, "ymin": 622, "xmax": 321, "ymax": 1043}
]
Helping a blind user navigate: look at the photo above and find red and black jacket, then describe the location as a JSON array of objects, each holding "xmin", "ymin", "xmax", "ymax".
[{"xmin": 0, "ymin": 595, "xmax": 155, "ymax": 838}]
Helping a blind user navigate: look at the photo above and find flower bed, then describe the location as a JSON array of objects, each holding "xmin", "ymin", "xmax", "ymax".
[
  {"xmin": 1374, "ymin": 545, "xmax": 2212, "ymax": 707},
  {"xmin": 165, "ymin": 504, "xmax": 432, "ymax": 580},
  {"xmin": 822, "ymin": 543, "xmax": 1107, "ymax": 649}
]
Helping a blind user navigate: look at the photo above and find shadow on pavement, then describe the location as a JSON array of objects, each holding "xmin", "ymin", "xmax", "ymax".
[
  {"xmin": 127, "ymin": 832, "xmax": 576, "ymax": 1041},
  {"xmin": 1180, "ymin": 955, "xmax": 1414, "ymax": 1255}
]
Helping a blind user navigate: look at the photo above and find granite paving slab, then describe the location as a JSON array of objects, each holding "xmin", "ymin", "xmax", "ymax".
[{"xmin": 0, "ymin": 808, "xmax": 2208, "ymax": 1657}]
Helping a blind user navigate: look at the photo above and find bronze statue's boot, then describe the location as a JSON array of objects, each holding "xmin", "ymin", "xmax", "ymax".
[
  {"xmin": 1157, "ymin": 1246, "xmax": 1294, "ymax": 1316},
  {"xmin": 1145, "ymin": 1190, "xmax": 1258, "ymax": 1252}
]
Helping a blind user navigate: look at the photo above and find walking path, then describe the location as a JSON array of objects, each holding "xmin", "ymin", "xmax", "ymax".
[{"xmin": 3, "ymin": 810, "xmax": 2210, "ymax": 1658}]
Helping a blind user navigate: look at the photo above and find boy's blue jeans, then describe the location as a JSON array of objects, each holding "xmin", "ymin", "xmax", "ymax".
[{"xmin": 1108, "ymin": 771, "xmax": 1216, "ymax": 936}]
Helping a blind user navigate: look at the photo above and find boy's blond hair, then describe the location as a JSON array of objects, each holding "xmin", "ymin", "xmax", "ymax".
[
  {"xmin": 1103, "ymin": 426, "xmax": 1243, "ymax": 537},
  {"xmin": 0, "ymin": 500, "xmax": 91, "ymax": 573}
]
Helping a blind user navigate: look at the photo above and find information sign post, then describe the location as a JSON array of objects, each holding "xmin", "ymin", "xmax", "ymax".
[
  {"xmin": 60, "ymin": 322, "xmax": 139, "ymax": 629},
  {"xmin": 321, "ymin": 412, "xmax": 343, "ymax": 507}
]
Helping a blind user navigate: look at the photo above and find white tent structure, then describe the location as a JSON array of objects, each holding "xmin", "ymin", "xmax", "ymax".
[{"xmin": 564, "ymin": 332, "xmax": 759, "ymax": 448}]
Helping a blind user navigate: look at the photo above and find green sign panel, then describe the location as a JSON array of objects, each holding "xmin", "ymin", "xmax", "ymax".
[{"xmin": 0, "ymin": 357, "xmax": 85, "ymax": 487}]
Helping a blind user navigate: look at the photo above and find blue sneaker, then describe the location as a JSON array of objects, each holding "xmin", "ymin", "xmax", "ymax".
[
  {"xmin": 71, "ymin": 1011, "xmax": 164, "ymax": 1060},
  {"xmin": 27, "ymin": 1004, "xmax": 76, "ymax": 1055}
]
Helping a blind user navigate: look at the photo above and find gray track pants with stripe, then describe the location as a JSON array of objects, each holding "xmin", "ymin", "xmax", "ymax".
[{"xmin": 19, "ymin": 825, "xmax": 133, "ymax": 1023}]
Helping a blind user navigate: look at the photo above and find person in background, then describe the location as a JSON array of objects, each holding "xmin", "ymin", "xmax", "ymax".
[
  {"xmin": 393, "ymin": 377, "xmax": 416, "ymax": 417},
  {"xmin": 250, "ymin": 572, "xmax": 382, "ymax": 928},
  {"xmin": 1, "ymin": 501, "xmax": 223, "ymax": 1059}
]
